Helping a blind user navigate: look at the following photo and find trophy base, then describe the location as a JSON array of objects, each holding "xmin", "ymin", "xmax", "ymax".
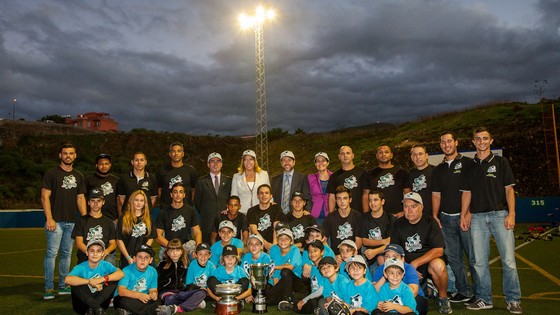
[
  {"xmin": 252, "ymin": 303, "xmax": 268, "ymax": 314},
  {"xmin": 215, "ymin": 302, "xmax": 241, "ymax": 315}
]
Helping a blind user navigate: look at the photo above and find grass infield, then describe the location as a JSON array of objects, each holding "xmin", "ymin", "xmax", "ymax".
[{"xmin": 1, "ymin": 225, "xmax": 559, "ymax": 314}]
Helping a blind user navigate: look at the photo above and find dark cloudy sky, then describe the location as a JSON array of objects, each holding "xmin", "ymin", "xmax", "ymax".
[{"xmin": 1, "ymin": 0, "xmax": 559, "ymax": 135}]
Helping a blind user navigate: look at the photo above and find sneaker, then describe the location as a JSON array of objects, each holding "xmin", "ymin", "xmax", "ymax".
[
  {"xmin": 425, "ymin": 278, "xmax": 439, "ymax": 298},
  {"xmin": 156, "ymin": 305, "xmax": 177, "ymax": 315},
  {"xmin": 58, "ymin": 286, "xmax": 71, "ymax": 295},
  {"xmin": 313, "ymin": 307, "xmax": 321, "ymax": 315},
  {"xmin": 278, "ymin": 300, "xmax": 294, "ymax": 311},
  {"xmin": 197, "ymin": 300, "xmax": 206, "ymax": 309},
  {"xmin": 463, "ymin": 296, "xmax": 477, "ymax": 306},
  {"xmin": 95, "ymin": 308, "xmax": 108, "ymax": 315},
  {"xmin": 466, "ymin": 299, "xmax": 493, "ymax": 310},
  {"xmin": 115, "ymin": 308, "xmax": 131, "ymax": 315},
  {"xmin": 439, "ymin": 297, "xmax": 452, "ymax": 314},
  {"xmin": 85, "ymin": 308, "xmax": 95, "ymax": 315},
  {"xmin": 449, "ymin": 293, "xmax": 472, "ymax": 303},
  {"xmin": 43, "ymin": 289, "xmax": 56, "ymax": 300},
  {"xmin": 507, "ymin": 302, "xmax": 523, "ymax": 314}
]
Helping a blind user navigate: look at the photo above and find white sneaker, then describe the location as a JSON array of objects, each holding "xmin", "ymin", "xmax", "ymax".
[{"xmin": 197, "ymin": 300, "xmax": 206, "ymax": 309}]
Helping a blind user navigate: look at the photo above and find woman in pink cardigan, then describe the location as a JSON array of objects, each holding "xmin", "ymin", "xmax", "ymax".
[{"xmin": 307, "ymin": 152, "xmax": 333, "ymax": 220}]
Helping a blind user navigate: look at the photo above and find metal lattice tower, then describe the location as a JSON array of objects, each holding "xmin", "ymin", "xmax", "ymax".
[{"xmin": 253, "ymin": 21, "xmax": 269, "ymax": 170}]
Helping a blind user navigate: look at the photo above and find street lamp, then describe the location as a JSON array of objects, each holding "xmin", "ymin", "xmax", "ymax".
[
  {"xmin": 239, "ymin": 6, "xmax": 275, "ymax": 170},
  {"xmin": 12, "ymin": 98, "xmax": 16, "ymax": 121}
]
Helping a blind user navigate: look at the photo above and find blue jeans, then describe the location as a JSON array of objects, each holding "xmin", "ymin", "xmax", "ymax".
[
  {"xmin": 441, "ymin": 213, "xmax": 475, "ymax": 297},
  {"xmin": 470, "ymin": 210, "xmax": 521, "ymax": 304},
  {"xmin": 44, "ymin": 221, "xmax": 75, "ymax": 290}
]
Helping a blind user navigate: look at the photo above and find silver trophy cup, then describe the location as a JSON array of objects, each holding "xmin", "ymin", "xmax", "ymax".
[
  {"xmin": 215, "ymin": 283, "xmax": 242, "ymax": 315},
  {"xmin": 247, "ymin": 263, "xmax": 272, "ymax": 313}
]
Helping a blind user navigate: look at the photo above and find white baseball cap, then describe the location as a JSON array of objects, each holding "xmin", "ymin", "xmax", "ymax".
[
  {"xmin": 207, "ymin": 152, "xmax": 222, "ymax": 163},
  {"xmin": 242, "ymin": 150, "xmax": 256, "ymax": 159},
  {"xmin": 402, "ymin": 192, "xmax": 423, "ymax": 205},
  {"xmin": 280, "ymin": 150, "xmax": 295, "ymax": 160}
]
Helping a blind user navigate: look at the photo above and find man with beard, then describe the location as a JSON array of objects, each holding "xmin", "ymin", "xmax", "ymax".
[
  {"xmin": 117, "ymin": 152, "xmax": 158, "ymax": 213},
  {"xmin": 326, "ymin": 146, "xmax": 365, "ymax": 213},
  {"xmin": 157, "ymin": 142, "xmax": 198, "ymax": 208},
  {"xmin": 85, "ymin": 154, "xmax": 120, "ymax": 222},
  {"xmin": 42, "ymin": 142, "xmax": 87, "ymax": 299}
]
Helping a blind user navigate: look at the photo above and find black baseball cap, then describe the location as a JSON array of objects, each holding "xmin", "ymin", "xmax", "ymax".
[
  {"xmin": 135, "ymin": 244, "xmax": 154, "ymax": 257},
  {"xmin": 305, "ymin": 239, "xmax": 324, "ymax": 251},
  {"xmin": 196, "ymin": 243, "xmax": 211, "ymax": 253},
  {"xmin": 222, "ymin": 245, "xmax": 237, "ymax": 257},
  {"xmin": 88, "ymin": 187, "xmax": 104, "ymax": 199},
  {"xmin": 95, "ymin": 153, "xmax": 111, "ymax": 163}
]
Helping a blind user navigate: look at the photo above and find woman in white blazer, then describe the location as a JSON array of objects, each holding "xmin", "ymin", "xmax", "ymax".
[{"xmin": 231, "ymin": 150, "xmax": 270, "ymax": 214}]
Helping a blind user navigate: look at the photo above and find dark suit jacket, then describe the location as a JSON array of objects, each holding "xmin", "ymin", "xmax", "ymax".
[
  {"xmin": 193, "ymin": 173, "xmax": 232, "ymax": 243},
  {"xmin": 271, "ymin": 170, "xmax": 312, "ymax": 211}
]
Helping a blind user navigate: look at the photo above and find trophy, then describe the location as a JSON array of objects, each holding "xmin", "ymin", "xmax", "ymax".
[
  {"xmin": 246, "ymin": 263, "xmax": 273, "ymax": 313},
  {"xmin": 215, "ymin": 283, "xmax": 242, "ymax": 315}
]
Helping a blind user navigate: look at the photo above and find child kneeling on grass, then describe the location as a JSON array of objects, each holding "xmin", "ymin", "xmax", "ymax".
[
  {"xmin": 156, "ymin": 239, "xmax": 207, "ymax": 314},
  {"xmin": 113, "ymin": 245, "xmax": 161, "ymax": 315},
  {"xmin": 65, "ymin": 240, "xmax": 124, "ymax": 315},
  {"xmin": 373, "ymin": 258, "xmax": 417, "ymax": 315}
]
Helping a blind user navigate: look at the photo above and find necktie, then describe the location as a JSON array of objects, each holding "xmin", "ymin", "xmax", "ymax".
[
  {"xmin": 282, "ymin": 174, "xmax": 291, "ymax": 214},
  {"xmin": 214, "ymin": 175, "xmax": 219, "ymax": 195}
]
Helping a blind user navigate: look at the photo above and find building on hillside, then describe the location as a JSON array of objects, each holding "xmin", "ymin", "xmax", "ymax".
[{"xmin": 66, "ymin": 112, "xmax": 118, "ymax": 132}]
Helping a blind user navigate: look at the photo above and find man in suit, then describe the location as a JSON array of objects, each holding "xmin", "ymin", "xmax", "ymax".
[
  {"xmin": 271, "ymin": 150, "xmax": 311, "ymax": 217},
  {"xmin": 194, "ymin": 152, "xmax": 232, "ymax": 243}
]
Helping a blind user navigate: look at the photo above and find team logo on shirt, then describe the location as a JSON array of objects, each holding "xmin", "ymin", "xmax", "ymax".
[
  {"xmin": 195, "ymin": 273, "xmax": 208, "ymax": 287},
  {"xmin": 132, "ymin": 222, "xmax": 147, "ymax": 238},
  {"xmin": 141, "ymin": 181, "xmax": 150, "ymax": 190},
  {"xmin": 368, "ymin": 227, "xmax": 382, "ymax": 240},
  {"xmin": 350, "ymin": 293, "xmax": 363, "ymax": 308},
  {"xmin": 377, "ymin": 173, "xmax": 395, "ymax": 189},
  {"xmin": 405, "ymin": 233, "xmax": 422, "ymax": 252},
  {"xmin": 453, "ymin": 162, "xmax": 463, "ymax": 173},
  {"xmin": 172, "ymin": 215, "xmax": 186, "ymax": 232},
  {"xmin": 86, "ymin": 225, "xmax": 103, "ymax": 242},
  {"xmin": 88, "ymin": 274, "xmax": 102, "ymax": 293},
  {"xmin": 486, "ymin": 165, "xmax": 497, "ymax": 178},
  {"xmin": 292, "ymin": 224, "xmax": 305, "ymax": 240},
  {"xmin": 344, "ymin": 175, "xmax": 359, "ymax": 189},
  {"xmin": 258, "ymin": 214, "xmax": 271, "ymax": 231},
  {"xmin": 311, "ymin": 275, "xmax": 319, "ymax": 292},
  {"xmin": 100, "ymin": 181, "xmax": 114, "ymax": 196},
  {"xmin": 336, "ymin": 222, "xmax": 353, "ymax": 240},
  {"xmin": 412, "ymin": 174, "xmax": 427, "ymax": 192},
  {"xmin": 62, "ymin": 175, "xmax": 78, "ymax": 189},
  {"xmin": 387, "ymin": 295, "xmax": 403, "ymax": 305},
  {"xmin": 168, "ymin": 175, "xmax": 183, "ymax": 189},
  {"xmin": 133, "ymin": 277, "xmax": 147, "ymax": 292}
]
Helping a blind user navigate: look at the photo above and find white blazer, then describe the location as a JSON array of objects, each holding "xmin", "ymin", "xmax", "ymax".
[{"xmin": 231, "ymin": 170, "xmax": 270, "ymax": 214}]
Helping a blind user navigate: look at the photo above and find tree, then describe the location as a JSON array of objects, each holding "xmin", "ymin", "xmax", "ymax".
[{"xmin": 38, "ymin": 115, "xmax": 68, "ymax": 124}]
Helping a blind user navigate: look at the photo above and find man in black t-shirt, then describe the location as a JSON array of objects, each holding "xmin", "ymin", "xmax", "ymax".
[
  {"xmin": 85, "ymin": 153, "xmax": 120, "ymax": 221},
  {"xmin": 361, "ymin": 145, "xmax": 410, "ymax": 216},
  {"xmin": 247, "ymin": 184, "xmax": 281, "ymax": 251},
  {"xmin": 117, "ymin": 152, "xmax": 158, "ymax": 214},
  {"xmin": 358, "ymin": 190, "xmax": 394, "ymax": 270},
  {"xmin": 391, "ymin": 192, "xmax": 451, "ymax": 314},
  {"xmin": 211, "ymin": 195, "xmax": 248, "ymax": 244},
  {"xmin": 284, "ymin": 191, "xmax": 318, "ymax": 249},
  {"xmin": 408, "ymin": 145, "xmax": 434, "ymax": 217},
  {"xmin": 326, "ymin": 146, "xmax": 365, "ymax": 213},
  {"xmin": 157, "ymin": 142, "xmax": 198, "ymax": 208}
]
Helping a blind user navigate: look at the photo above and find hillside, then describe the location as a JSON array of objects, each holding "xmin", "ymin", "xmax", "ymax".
[{"xmin": 0, "ymin": 100, "xmax": 558, "ymax": 209}]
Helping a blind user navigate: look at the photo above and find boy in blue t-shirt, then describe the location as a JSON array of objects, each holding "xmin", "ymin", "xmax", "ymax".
[
  {"xmin": 301, "ymin": 225, "xmax": 335, "ymax": 275},
  {"xmin": 185, "ymin": 243, "xmax": 216, "ymax": 291},
  {"xmin": 343, "ymin": 255, "xmax": 378, "ymax": 314},
  {"xmin": 209, "ymin": 220, "xmax": 244, "ymax": 265},
  {"xmin": 113, "ymin": 245, "xmax": 160, "ymax": 315},
  {"xmin": 206, "ymin": 245, "xmax": 252, "ymax": 302},
  {"xmin": 337, "ymin": 239, "xmax": 373, "ymax": 282},
  {"xmin": 317, "ymin": 256, "xmax": 349, "ymax": 315},
  {"xmin": 374, "ymin": 258, "xmax": 417, "ymax": 315},
  {"xmin": 66, "ymin": 240, "xmax": 124, "ymax": 315}
]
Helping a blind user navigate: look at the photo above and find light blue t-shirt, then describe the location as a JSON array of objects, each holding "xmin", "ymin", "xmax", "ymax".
[
  {"xmin": 211, "ymin": 265, "xmax": 248, "ymax": 284},
  {"xmin": 344, "ymin": 280, "xmax": 379, "ymax": 313},
  {"xmin": 241, "ymin": 251, "xmax": 273, "ymax": 285},
  {"xmin": 69, "ymin": 260, "xmax": 118, "ymax": 279},
  {"xmin": 339, "ymin": 259, "xmax": 373, "ymax": 282},
  {"xmin": 302, "ymin": 244, "xmax": 335, "ymax": 266},
  {"xmin": 378, "ymin": 281, "xmax": 418, "ymax": 315},
  {"xmin": 185, "ymin": 260, "xmax": 216, "ymax": 288},
  {"xmin": 321, "ymin": 274, "xmax": 350, "ymax": 300},
  {"xmin": 116, "ymin": 264, "xmax": 157, "ymax": 296},
  {"xmin": 309, "ymin": 264, "xmax": 324, "ymax": 293},
  {"xmin": 209, "ymin": 238, "xmax": 244, "ymax": 266},
  {"xmin": 269, "ymin": 244, "xmax": 303, "ymax": 278}
]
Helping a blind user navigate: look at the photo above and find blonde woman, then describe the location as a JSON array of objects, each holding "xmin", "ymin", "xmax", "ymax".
[
  {"xmin": 231, "ymin": 150, "xmax": 270, "ymax": 214},
  {"xmin": 116, "ymin": 190, "xmax": 155, "ymax": 268}
]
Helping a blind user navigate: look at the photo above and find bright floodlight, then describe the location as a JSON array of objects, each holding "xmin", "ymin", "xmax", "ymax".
[{"xmin": 239, "ymin": 6, "xmax": 275, "ymax": 29}]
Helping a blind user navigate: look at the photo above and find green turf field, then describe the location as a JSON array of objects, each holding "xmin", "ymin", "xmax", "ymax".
[{"xmin": 1, "ymin": 226, "xmax": 559, "ymax": 314}]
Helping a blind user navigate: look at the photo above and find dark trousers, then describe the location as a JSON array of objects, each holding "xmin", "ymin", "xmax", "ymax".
[
  {"xmin": 207, "ymin": 276, "xmax": 250, "ymax": 297},
  {"xmin": 113, "ymin": 295, "xmax": 160, "ymax": 315},
  {"xmin": 415, "ymin": 295, "xmax": 429, "ymax": 315},
  {"xmin": 266, "ymin": 268, "xmax": 310, "ymax": 305},
  {"xmin": 161, "ymin": 289, "xmax": 207, "ymax": 311},
  {"xmin": 373, "ymin": 311, "xmax": 414, "ymax": 315},
  {"xmin": 71, "ymin": 283, "xmax": 116, "ymax": 314},
  {"xmin": 294, "ymin": 296, "xmax": 320, "ymax": 314}
]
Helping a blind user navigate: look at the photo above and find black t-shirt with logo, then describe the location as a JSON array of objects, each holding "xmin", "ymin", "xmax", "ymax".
[
  {"xmin": 390, "ymin": 215, "xmax": 445, "ymax": 264},
  {"xmin": 408, "ymin": 165, "xmax": 434, "ymax": 217},
  {"xmin": 42, "ymin": 166, "xmax": 86, "ymax": 222},
  {"xmin": 322, "ymin": 209, "xmax": 362, "ymax": 255},
  {"xmin": 326, "ymin": 167, "xmax": 366, "ymax": 212},
  {"xmin": 72, "ymin": 214, "xmax": 116, "ymax": 263},
  {"xmin": 361, "ymin": 166, "xmax": 410, "ymax": 215},
  {"xmin": 85, "ymin": 173, "xmax": 120, "ymax": 220},
  {"xmin": 247, "ymin": 204, "xmax": 282, "ymax": 244},
  {"xmin": 156, "ymin": 204, "xmax": 199, "ymax": 244}
]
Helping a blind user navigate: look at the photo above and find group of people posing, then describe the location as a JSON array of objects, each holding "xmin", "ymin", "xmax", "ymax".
[{"xmin": 41, "ymin": 126, "xmax": 522, "ymax": 315}]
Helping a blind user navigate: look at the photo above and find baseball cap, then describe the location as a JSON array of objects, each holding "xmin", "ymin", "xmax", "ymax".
[
  {"xmin": 383, "ymin": 257, "xmax": 405, "ymax": 274},
  {"xmin": 242, "ymin": 150, "xmax": 256, "ymax": 159},
  {"xmin": 318, "ymin": 256, "xmax": 337, "ymax": 269},
  {"xmin": 344, "ymin": 255, "xmax": 367, "ymax": 271},
  {"xmin": 280, "ymin": 150, "xmax": 295, "ymax": 160},
  {"xmin": 247, "ymin": 234, "xmax": 264, "ymax": 245},
  {"xmin": 86, "ymin": 239, "xmax": 105, "ymax": 251},
  {"xmin": 222, "ymin": 245, "xmax": 238, "ymax": 257},
  {"xmin": 402, "ymin": 192, "xmax": 423, "ymax": 205},
  {"xmin": 218, "ymin": 220, "xmax": 237, "ymax": 235},
  {"xmin": 305, "ymin": 239, "xmax": 324, "ymax": 251},
  {"xmin": 95, "ymin": 153, "xmax": 111, "ymax": 163},
  {"xmin": 338, "ymin": 239, "xmax": 358, "ymax": 251},
  {"xmin": 305, "ymin": 224, "xmax": 323, "ymax": 235},
  {"xmin": 207, "ymin": 152, "xmax": 222, "ymax": 163},
  {"xmin": 88, "ymin": 187, "xmax": 104, "ymax": 199},
  {"xmin": 291, "ymin": 191, "xmax": 306, "ymax": 201},
  {"xmin": 195, "ymin": 243, "xmax": 211, "ymax": 253},
  {"xmin": 277, "ymin": 228, "xmax": 294, "ymax": 240},
  {"xmin": 135, "ymin": 244, "xmax": 154, "ymax": 257},
  {"xmin": 384, "ymin": 244, "xmax": 405, "ymax": 257},
  {"xmin": 314, "ymin": 152, "xmax": 330, "ymax": 162}
]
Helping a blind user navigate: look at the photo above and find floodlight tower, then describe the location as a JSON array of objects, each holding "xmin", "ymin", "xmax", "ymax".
[{"xmin": 239, "ymin": 6, "xmax": 275, "ymax": 170}]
